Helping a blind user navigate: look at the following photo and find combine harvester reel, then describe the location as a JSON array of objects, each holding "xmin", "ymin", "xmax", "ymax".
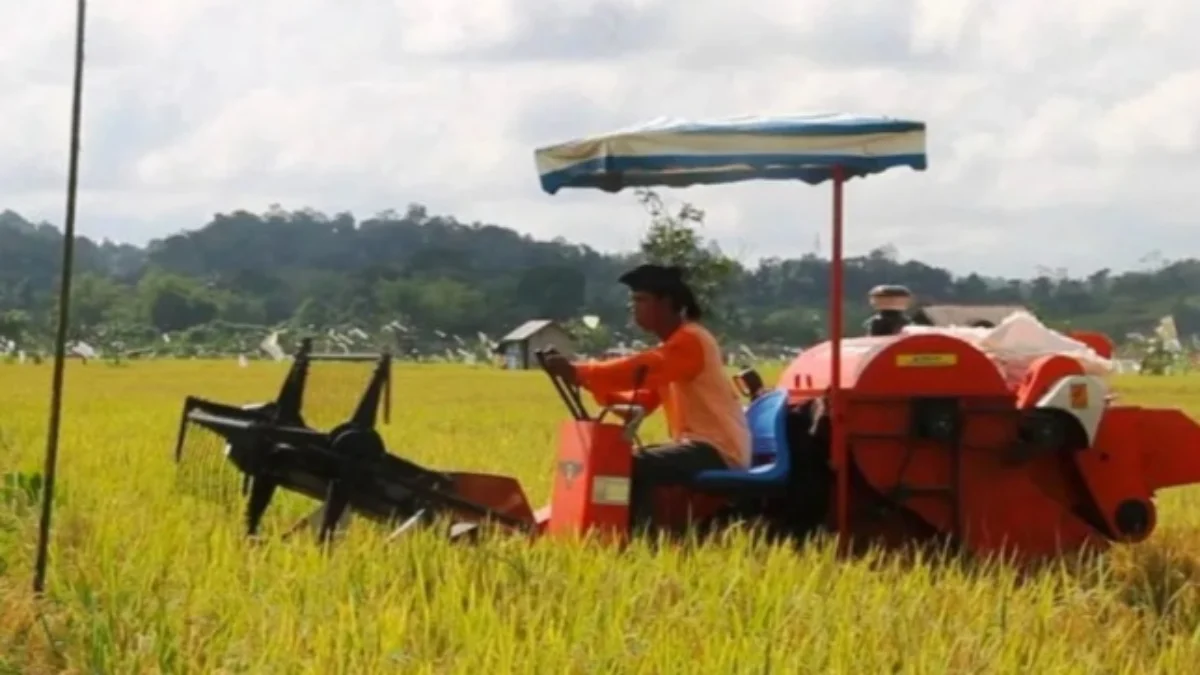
[
  {"xmin": 173, "ymin": 338, "xmax": 536, "ymax": 545},
  {"xmin": 302, "ymin": 344, "xmax": 393, "ymax": 427}
]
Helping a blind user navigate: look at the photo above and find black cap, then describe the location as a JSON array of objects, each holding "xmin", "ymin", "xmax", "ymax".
[{"xmin": 618, "ymin": 264, "xmax": 703, "ymax": 319}]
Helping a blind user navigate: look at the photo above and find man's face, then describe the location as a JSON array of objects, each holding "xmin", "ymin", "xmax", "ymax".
[{"xmin": 630, "ymin": 290, "xmax": 667, "ymax": 331}]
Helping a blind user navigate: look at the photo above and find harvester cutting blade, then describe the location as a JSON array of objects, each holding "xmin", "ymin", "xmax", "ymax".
[{"xmin": 386, "ymin": 508, "xmax": 435, "ymax": 541}]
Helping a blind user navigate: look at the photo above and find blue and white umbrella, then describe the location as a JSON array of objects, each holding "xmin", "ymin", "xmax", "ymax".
[
  {"xmin": 533, "ymin": 113, "xmax": 926, "ymax": 194},
  {"xmin": 532, "ymin": 112, "xmax": 929, "ymax": 542}
]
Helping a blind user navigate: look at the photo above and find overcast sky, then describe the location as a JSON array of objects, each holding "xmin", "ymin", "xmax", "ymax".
[{"xmin": 3, "ymin": 0, "xmax": 1198, "ymax": 278}]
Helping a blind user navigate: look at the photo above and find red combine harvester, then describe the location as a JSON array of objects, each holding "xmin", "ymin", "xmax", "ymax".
[
  {"xmin": 520, "ymin": 113, "xmax": 1200, "ymax": 561},
  {"xmin": 174, "ymin": 114, "xmax": 1200, "ymax": 562},
  {"xmin": 176, "ymin": 323, "xmax": 1200, "ymax": 563},
  {"xmin": 529, "ymin": 319, "xmax": 1200, "ymax": 561}
]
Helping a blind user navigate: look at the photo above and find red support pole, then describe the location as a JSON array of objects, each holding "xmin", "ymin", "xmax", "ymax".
[{"xmin": 828, "ymin": 167, "xmax": 847, "ymax": 552}]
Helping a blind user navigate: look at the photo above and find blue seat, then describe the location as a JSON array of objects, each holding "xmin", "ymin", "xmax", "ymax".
[{"xmin": 691, "ymin": 389, "xmax": 792, "ymax": 491}]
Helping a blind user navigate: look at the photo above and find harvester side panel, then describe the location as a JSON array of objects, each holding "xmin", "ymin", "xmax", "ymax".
[
  {"xmin": 1073, "ymin": 409, "xmax": 1156, "ymax": 542},
  {"xmin": 446, "ymin": 472, "xmax": 537, "ymax": 524},
  {"xmin": 851, "ymin": 334, "xmax": 1010, "ymax": 398},
  {"xmin": 1074, "ymin": 406, "xmax": 1200, "ymax": 543},
  {"xmin": 547, "ymin": 419, "xmax": 634, "ymax": 543},
  {"xmin": 1120, "ymin": 408, "xmax": 1200, "ymax": 492},
  {"xmin": 834, "ymin": 334, "xmax": 1110, "ymax": 560}
]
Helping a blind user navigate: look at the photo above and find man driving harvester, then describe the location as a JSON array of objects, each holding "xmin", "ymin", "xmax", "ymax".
[{"xmin": 541, "ymin": 263, "xmax": 751, "ymax": 533}]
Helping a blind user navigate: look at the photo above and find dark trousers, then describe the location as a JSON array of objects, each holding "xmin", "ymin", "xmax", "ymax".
[{"xmin": 629, "ymin": 440, "xmax": 727, "ymax": 534}]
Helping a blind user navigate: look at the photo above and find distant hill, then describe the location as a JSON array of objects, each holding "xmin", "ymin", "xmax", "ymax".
[{"xmin": 2, "ymin": 204, "xmax": 1198, "ymax": 349}]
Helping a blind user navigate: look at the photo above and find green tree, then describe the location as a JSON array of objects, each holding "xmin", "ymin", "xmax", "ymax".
[
  {"xmin": 0, "ymin": 309, "xmax": 30, "ymax": 345},
  {"xmin": 633, "ymin": 189, "xmax": 740, "ymax": 328},
  {"xmin": 137, "ymin": 271, "xmax": 219, "ymax": 333},
  {"xmin": 1, "ymin": 202, "xmax": 1195, "ymax": 352},
  {"xmin": 514, "ymin": 265, "xmax": 586, "ymax": 320}
]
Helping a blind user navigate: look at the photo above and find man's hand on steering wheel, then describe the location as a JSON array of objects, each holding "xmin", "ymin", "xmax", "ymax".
[{"xmin": 540, "ymin": 351, "xmax": 578, "ymax": 386}]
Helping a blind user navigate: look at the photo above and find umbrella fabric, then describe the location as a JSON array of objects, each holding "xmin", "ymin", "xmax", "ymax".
[{"xmin": 534, "ymin": 113, "xmax": 927, "ymax": 194}]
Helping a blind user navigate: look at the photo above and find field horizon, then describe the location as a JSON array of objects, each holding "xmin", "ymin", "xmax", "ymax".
[{"xmin": 2, "ymin": 360, "xmax": 1200, "ymax": 673}]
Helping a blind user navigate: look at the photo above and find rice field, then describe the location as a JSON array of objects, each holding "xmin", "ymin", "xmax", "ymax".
[{"xmin": 2, "ymin": 360, "xmax": 1200, "ymax": 673}]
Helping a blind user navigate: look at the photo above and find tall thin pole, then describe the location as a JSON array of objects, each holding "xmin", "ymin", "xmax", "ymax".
[
  {"xmin": 33, "ymin": 0, "xmax": 88, "ymax": 595},
  {"xmin": 829, "ymin": 167, "xmax": 847, "ymax": 553}
]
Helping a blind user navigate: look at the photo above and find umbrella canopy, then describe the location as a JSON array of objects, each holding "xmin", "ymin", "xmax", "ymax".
[{"xmin": 534, "ymin": 113, "xmax": 927, "ymax": 195}]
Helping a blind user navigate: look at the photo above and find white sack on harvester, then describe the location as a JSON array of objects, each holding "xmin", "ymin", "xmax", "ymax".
[{"xmin": 900, "ymin": 311, "xmax": 1113, "ymax": 389}]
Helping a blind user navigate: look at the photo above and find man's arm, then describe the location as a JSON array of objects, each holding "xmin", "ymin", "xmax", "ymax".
[{"xmin": 575, "ymin": 329, "xmax": 704, "ymax": 395}]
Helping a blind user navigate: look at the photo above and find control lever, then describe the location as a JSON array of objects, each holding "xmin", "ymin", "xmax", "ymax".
[
  {"xmin": 594, "ymin": 364, "xmax": 650, "ymax": 450},
  {"xmin": 599, "ymin": 404, "xmax": 647, "ymax": 446},
  {"xmin": 534, "ymin": 346, "xmax": 589, "ymax": 420}
]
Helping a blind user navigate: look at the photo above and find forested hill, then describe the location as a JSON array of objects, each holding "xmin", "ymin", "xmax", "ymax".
[{"xmin": 1, "ymin": 204, "xmax": 1198, "ymax": 349}]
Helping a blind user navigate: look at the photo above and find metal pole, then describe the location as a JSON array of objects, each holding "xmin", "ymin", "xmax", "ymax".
[
  {"xmin": 829, "ymin": 167, "xmax": 848, "ymax": 552},
  {"xmin": 33, "ymin": 0, "xmax": 88, "ymax": 595}
]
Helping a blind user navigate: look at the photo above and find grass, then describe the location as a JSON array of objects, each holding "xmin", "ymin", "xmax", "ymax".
[{"xmin": 1, "ymin": 360, "xmax": 1200, "ymax": 673}]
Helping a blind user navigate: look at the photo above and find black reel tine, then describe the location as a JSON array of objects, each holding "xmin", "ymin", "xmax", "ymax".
[
  {"xmin": 173, "ymin": 396, "xmax": 199, "ymax": 463},
  {"xmin": 318, "ymin": 480, "xmax": 352, "ymax": 545},
  {"xmin": 348, "ymin": 355, "xmax": 389, "ymax": 429},
  {"xmin": 246, "ymin": 477, "xmax": 278, "ymax": 536}
]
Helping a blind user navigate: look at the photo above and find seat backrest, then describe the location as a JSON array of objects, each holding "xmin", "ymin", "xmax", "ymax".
[{"xmin": 744, "ymin": 390, "xmax": 789, "ymax": 461}]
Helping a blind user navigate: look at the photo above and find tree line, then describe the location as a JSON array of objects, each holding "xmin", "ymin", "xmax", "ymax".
[{"xmin": 1, "ymin": 197, "xmax": 1197, "ymax": 353}]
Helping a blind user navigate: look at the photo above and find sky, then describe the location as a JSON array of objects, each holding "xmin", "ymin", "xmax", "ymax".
[{"xmin": 2, "ymin": 0, "xmax": 1198, "ymax": 279}]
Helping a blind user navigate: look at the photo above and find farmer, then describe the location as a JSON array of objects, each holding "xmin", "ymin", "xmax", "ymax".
[{"xmin": 540, "ymin": 263, "xmax": 751, "ymax": 533}]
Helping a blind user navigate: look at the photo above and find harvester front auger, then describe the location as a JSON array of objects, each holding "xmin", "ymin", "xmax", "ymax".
[{"xmin": 173, "ymin": 338, "xmax": 537, "ymax": 545}]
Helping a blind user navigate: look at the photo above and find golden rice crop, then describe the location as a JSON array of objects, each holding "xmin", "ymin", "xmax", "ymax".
[{"xmin": 2, "ymin": 361, "xmax": 1200, "ymax": 673}]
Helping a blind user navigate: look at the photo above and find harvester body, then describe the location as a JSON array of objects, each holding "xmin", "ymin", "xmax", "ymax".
[
  {"xmin": 533, "ymin": 327, "xmax": 1200, "ymax": 561},
  {"xmin": 173, "ymin": 327, "xmax": 1200, "ymax": 564},
  {"xmin": 767, "ymin": 329, "xmax": 1200, "ymax": 560}
]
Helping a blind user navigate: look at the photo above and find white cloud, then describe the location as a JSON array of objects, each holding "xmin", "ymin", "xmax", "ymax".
[{"xmin": 2, "ymin": 0, "xmax": 1199, "ymax": 278}]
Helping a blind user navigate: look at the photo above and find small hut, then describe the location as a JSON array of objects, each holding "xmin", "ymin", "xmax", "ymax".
[
  {"xmin": 910, "ymin": 304, "xmax": 1030, "ymax": 329},
  {"xmin": 494, "ymin": 319, "xmax": 576, "ymax": 369}
]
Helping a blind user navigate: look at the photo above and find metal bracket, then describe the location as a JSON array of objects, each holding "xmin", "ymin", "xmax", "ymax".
[{"xmin": 597, "ymin": 404, "xmax": 647, "ymax": 445}]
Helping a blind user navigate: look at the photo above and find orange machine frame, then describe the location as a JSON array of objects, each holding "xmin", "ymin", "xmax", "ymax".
[{"xmin": 779, "ymin": 331, "xmax": 1200, "ymax": 561}]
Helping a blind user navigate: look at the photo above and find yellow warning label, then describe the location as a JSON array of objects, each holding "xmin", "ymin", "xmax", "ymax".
[{"xmin": 896, "ymin": 353, "xmax": 957, "ymax": 367}]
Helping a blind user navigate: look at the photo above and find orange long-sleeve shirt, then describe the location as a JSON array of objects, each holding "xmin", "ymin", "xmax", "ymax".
[{"xmin": 575, "ymin": 322, "xmax": 751, "ymax": 469}]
